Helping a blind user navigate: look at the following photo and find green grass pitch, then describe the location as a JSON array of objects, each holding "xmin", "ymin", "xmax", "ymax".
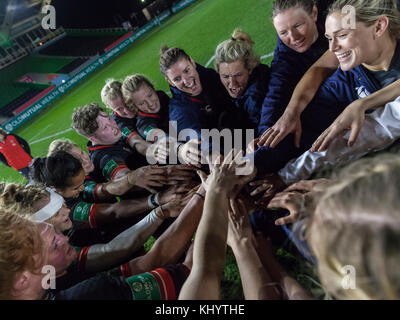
[{"xmin": 0, "ymin": 0, "xmax": 277, "ymax": 183}]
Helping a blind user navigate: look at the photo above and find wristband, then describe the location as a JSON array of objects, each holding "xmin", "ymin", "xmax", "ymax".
[
  {"xmin": 154, "ymin": 192, "xmax": 160, "ymax": 206},
  {"xmin": 149, "ymin": 193, "xmax": 160, "ymax": 207},
  {"xmin": 147, "ymin": 195, "xmax": 157, "ymax": 209}
]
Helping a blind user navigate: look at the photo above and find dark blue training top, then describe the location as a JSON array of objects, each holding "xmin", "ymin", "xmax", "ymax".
[
  {"xmin": 232, "ymin": 63, "xmax": 270, "ymax": 131},
  {"xmin": 258, "ymin": 0, "xmax": 335, "ymax": 136}
]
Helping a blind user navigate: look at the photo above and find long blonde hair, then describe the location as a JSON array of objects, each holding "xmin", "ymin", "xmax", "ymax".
[
  {"xmin": 100, "ymin": 79, "xmax": 123, "ymax": 108},
  {"xmin": 328, "ymin": 0, "xmax": 400, "ymax": 39},
  {"xmin": 47, "ymin": 138, "xmax": 76, "ymax": 157},
  {"xmin": 121, "ymin": 74, "xmax": 155, "ymax": 110},
  {"xmin": 307, "ymin": 154, "xmax": 400, "ymax": 299}
]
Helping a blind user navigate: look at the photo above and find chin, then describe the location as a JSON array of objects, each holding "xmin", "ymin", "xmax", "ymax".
[{"xmin": 339, "ymin": 61, "xmax": 356, "ymax": 71}]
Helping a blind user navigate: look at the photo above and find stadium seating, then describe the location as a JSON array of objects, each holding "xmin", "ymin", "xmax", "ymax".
[
  {"xmin": 56, "ymin": 57, "xmax": 90, "ymax": 74},
  {"xmin": 38, "ymin": 35, "xmax": 123, "ymax": 57},
  {"xmin": 0, "ymin": 88, "xmax": 43, "ymax": 118}
]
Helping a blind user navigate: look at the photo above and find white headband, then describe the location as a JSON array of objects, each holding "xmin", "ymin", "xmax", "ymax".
[{"xmin": 30, "ymin": 187, "xmax": 65, "ymax": 222}]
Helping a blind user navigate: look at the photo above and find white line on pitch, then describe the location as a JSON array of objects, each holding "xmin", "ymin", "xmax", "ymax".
[
  {"xmin": 261, "ymin": 52, "xmax": 274, "ymax": 60},
  {"xmin": 30, "ymin": 127, "xmax": 73, "ymax": 145},
  {"xmin": 205, "ymin": 55, "xmax": 215, "ymax": 68}
]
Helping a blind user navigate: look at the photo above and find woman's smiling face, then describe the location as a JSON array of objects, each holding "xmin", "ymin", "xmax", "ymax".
[
  {"xmin": 325, "ymin": 11, "xmax": 376, "ymax": 71},
  {"xmin": 273, "ymin": 6, "xmax": 319, "ymax": 53}
]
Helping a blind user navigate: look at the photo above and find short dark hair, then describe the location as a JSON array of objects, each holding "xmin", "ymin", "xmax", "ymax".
[
  {"xmin": 72, "ymin": 102, "xmax": 105, "ymax": 138},
  {"xmin": 30, "ymin": 151, "xmax": 83, "ymax": 190}
]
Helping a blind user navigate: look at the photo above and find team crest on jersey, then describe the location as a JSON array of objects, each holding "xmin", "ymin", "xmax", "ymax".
[{"xmin": 355, "ymin": 86, "xmax": 370, "ymax": 99}]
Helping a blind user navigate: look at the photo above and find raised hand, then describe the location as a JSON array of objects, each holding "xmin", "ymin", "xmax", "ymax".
[
  {"xmin": 311, "ymin": 100, "xmax": 365, "ymax": 152},
  {"xmin": 258, "ymin": 109, "xmax": 302, "ymax": 149}
]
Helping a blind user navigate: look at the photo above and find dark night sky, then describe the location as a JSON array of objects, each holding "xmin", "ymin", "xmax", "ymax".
[{"xmin": 51, "ymin": 0, "xmax": 158, "ymax": 28}]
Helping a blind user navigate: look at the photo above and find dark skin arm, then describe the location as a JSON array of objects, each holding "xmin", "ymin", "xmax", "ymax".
[
  {"xmin": 126, "ymin": 186, "xmax": 206, "ymax": 275},
  {"xmin": 93, "ymin": 184, "xmax": 195, "ymax": 226}
]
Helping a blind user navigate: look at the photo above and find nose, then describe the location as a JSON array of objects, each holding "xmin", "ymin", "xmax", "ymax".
[
  {"xmin": 182, "ymin": 74, "xmax": 191, "ymax": 86},
  {"xmin": 229, "ymin": 77, "xmax": 238, "ymax": 88},
  {"xmin": 78, "ymin": 184, "xmax": 85, "ymax": 193},
  {"xmin": 329, "ymin": 38, "xmax": 339, "ymax": 52},
  {"xmin": 289, "ymin": 29, "xmax": 301, "ymax": 43}
]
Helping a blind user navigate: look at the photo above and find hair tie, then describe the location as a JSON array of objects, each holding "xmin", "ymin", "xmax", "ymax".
[{"xmin": 30, "ymin": 187, "xmax": 64, "ymax": 222}]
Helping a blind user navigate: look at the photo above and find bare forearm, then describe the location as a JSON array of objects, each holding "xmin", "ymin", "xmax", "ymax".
[
  {"xmin": 195, "ymin": 191, "xmax": 228, "ymax": 271},
  {"xmin": 93, "ymin": 197, "xmax": 150, "ymax": 226},
  {"xmin": 128, "ymin": 189, "xmax": 205, "ymax": 274},
  {"xmin": 102, "ymin": 175, "xmax": 133, "ymax": 197},
  {"xmin": 231, "ymin": 239, "xmax": 280, "ymax": 300},
  {"xmin": 85, "ymin": 209, "xmax": 164, "ymax": 272},
  {"xmin": 254, "ymin": 235, "xmax": 311, "ymax": 300},
  {"xmin": 288, "ymin": 50, "xmax": 338, "ymax": 114},
  {"xmin": 180, "ymin": 191, "xmax": 229, "ymax": 300},
  {"xmin": 355, "ymin": 79, "xmax": 400, "ymax": 112}
]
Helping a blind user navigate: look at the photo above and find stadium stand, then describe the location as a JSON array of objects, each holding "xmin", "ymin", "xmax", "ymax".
[
  {"xmin": 56, "ymin": 57, "xmax": 90, "ymax": 74},
  {"xmin": 38, "ymin": 34, "xmax": 123, "ymax": 57},
  {"xmin": 0, "ymin": 88, "xmax": 44, "ymax": 119}
]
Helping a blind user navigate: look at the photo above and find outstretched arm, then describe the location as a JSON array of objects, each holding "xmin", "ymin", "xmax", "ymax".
[
  {"xmin": 227, "ymin": 198, "xmax": 281, "ymax": 300},
  {"xmin": 258, "ymin": 50, "xmax": 338, "ymax": 149},
  {"xmin": 179, "ymin": 150, "xmax": 256, "ymax": 300},
  {"xmin": 127, "ymin": 186, "xmax": 205, "ymax": 275},
  {"xmin": 312, "ymin": 79, "xmax": 400, "ymax": 151}
]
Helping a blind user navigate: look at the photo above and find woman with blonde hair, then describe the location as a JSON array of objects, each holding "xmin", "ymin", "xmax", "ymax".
[
  {"xmin": 101, "ymin": 79, "xmax": 156, "ymax": 159},
  {"xmin": 121, "ymin": 74, "xmax": 170, "ymax": 143},
  {"xmin": 306, "ymin": 153, "xmax": 400, "ymax": 299},
  {"xmin": 122, "ymin": 73, "xmax": 203, "ymax": 166},
  {"xmin": 214, "ymin": 28, "xmax": 270, "ymax": 130}
]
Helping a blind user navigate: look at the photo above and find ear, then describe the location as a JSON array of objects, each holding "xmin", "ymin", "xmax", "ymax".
[
  {"xmin": 374, "ymin": 15, "xmax": 389, "ymax": 39},
  {"xmin": 13, "ymin": 271, "xmax": 31, "ymax": 293},
  {"xmin": 312, "ymin": 4, "xmax": 318, "ymax": 22}
]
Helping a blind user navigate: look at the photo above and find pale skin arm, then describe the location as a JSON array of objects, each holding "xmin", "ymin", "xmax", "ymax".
[
  {"xmin": 112, "ymin": 166, "xmax": 168, "ymax": 193},
  {"xmin": 227, "ymin": 199, "xmax": 281, "ymax": 300},
  {"xmin": 126, "ymin": 133, "xmax": 150, "ymax": 156},
  {"xmin": 312, "ymin": 79, "xmax": 400, "ymax": 151},
  {"xmin": 257, "ymin": 50, "xmax": 338, "ymax": 149},
  {"xmin": 179, "ymin": 190, "xmax": 229, "ymax": 300},
  {"xmin": 179, "ymin": 149, "xmax": 256, "ymax": 300},
  {"xmin": 254, "ymin": 234, "xmax": 312, "ymax": 300}
]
